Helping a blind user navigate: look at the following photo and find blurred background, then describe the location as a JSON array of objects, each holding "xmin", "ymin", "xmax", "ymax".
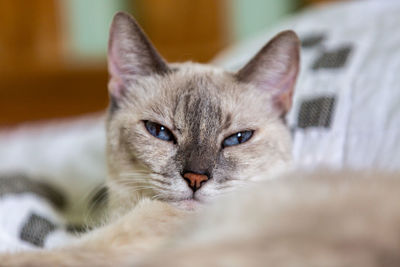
[{"xmin": 0, "ymin": 0, "xmax": 339, "ymax": 126}]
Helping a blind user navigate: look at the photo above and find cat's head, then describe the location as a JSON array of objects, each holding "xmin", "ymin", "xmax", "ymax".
[{"xmin": 106, "ymin": 12, "xmax": 300, "ymax": 210}]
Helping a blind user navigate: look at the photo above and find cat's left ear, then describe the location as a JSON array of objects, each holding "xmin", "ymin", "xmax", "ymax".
[
  {"xmin": 108, "ymin": 12, "xmax": 169, "ymax": 102},
  {"xmin": 236, "ymin": 31, "xmax": 300, "ymax": 116}
]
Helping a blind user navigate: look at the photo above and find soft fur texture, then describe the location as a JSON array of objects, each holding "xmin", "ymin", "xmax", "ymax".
[
  {"xmin": 104, "ymin": 12, "xmax": 298, "ymax": 219},
  {"xmin": 2, "ymin": 170, "xmax": 400, "ymax": 267},
  {"xmin": 139, "ymin": 170, "xmax": 400, "ymax": 267}
]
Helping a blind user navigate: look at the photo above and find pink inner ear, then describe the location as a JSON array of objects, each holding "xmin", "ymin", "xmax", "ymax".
[
  {"xmin": 263, "ymin": 62, "xmax": 298, "ymax": 115},
  {"xmin": 273, "ymin": 88, "xmax": 294, "ymax": 114},
  {"xmin": 108, "ymin": 44, "xmax": 128, "ymax": 100},
  {"xmin": 108, "ymin": 78, "xmax": 126, "ymax": 100},
  {"xmin": 108, "ymin": 37, "xmax": 129, "ymax": 77}
]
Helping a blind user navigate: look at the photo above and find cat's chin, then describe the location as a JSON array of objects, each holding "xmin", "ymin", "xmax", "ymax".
[{"xmin": 170, "ymin": 199, "xmax": 203, "ymax": 211}]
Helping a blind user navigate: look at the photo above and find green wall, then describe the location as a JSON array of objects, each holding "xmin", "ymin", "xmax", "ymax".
[
  {"xmin": 64, "ymin": 0, "xmax": 298, "ymax": 60},
  {"xmin": 64, "ymin": 0, "xmax": 129, "ymax": 59},
  {"xmin": 232, "ymin": 0, "xmax": 299, "ymax": 41}
]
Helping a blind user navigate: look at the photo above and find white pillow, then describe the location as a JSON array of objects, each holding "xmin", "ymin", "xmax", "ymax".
[{"xmin": 0, "ymin": 114, "xmax": 106, "ymax": 215}]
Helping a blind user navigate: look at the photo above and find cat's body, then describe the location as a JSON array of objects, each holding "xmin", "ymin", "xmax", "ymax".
[
  {"xmin": 3, "ymin": 170, "xmax": 400, "ymax": 267},
  {"xmin": 140, "ymin": 170, "xmax": 400, "ymax": 267},
  {"xmin": 2, "ymin": 11, "xmax": 399, "ymax": 267}
]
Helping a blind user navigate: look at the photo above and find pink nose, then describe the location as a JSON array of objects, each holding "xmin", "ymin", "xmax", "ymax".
[{"xmin": 183, "ymin": 172, "xmax": 209, "ymax": 192}]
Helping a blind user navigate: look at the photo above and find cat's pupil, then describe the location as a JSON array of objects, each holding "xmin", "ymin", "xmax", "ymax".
[
  {"xmin": 144, "ymin": 121, "xmax": 175, "ymax": 142},
  {"xmin": 237, "ymin": 132, "xmax": 243, "ymax": 143},
  {"xmin": 222, "ymin": 130, "xmax": 253, "ymax": 148}
]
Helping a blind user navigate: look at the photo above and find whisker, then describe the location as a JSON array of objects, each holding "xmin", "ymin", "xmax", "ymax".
[
  {"xmin": 117, "ymin": 174, "xmax": 173, "ymax": 188},
  {"xmin": 151, "ymin": 193, "xmax": 164, "ymax": 200},
  {"xmin": 150, "ymin": 177, "xmax": 172, "ymax": 185},
  {"xmin": 116, "ymin": 179, "xmax": 166, "ymax": 190}
]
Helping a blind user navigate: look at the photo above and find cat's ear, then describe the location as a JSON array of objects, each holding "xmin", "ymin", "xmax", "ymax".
[
  {"xmin": 236, "ymin": 31, "xmax": 300, "ymax": 116},
  {"xmin": 108, "ymin": 12, "xmax": 169, "ymax": 101}
]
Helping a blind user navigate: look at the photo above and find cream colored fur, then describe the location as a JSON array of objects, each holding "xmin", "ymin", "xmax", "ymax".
[
  {"xmin": 104, "ymin": 12, "xmax": 298, "ymax": 218},
  {"xmin": 141, "ymin": 170, "xmax": 400, "ymax": 267},
  {"xmin": 2, "ymin": 170, "xmax": 400, "ymax": 266}
]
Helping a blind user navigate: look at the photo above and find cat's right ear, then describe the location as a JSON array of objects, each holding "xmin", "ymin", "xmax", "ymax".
[
  {"xmin": 236, "ymin": 31, "xmax": 300, "ymax": 116},
  {"xmin": 108, "ymin": 12, "xmax": 169, "ymax": 103}
]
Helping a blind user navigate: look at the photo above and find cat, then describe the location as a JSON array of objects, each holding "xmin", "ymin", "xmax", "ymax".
[{"xmin": 0, "ymin": 10, "xmax": 301, "ymax": 265}]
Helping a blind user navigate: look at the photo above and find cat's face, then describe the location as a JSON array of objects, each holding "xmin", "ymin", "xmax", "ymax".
[{"xmin": 106, "ymin": 12, "xmax": 299, "ymax": 210}]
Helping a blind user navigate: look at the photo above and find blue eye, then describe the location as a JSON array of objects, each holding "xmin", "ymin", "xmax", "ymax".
[
  {"xmin": 222, "ymin": 130, "xmax": 254, "ymax": 148},
  {"xmin": 144, "ymin": 121, "xmax": 175, "ymax": 142}
]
